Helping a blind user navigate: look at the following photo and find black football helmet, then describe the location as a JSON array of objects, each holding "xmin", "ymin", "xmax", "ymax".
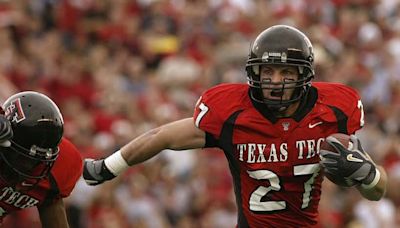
[
  {"xmin": 0, "ymin": 91, "xmax": 63, "ymax": 185},
  {"xmin": 246, "ymin": 25, "xmax": 315, "ymax": 111}
]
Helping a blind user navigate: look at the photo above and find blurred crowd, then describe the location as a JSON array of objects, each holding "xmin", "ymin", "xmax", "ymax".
[{"xmin": 0, "ymin": 0, "xmax": 399, "ymax": 227}]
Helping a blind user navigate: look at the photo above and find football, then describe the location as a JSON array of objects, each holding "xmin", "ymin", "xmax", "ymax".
[
  {"xmin": 320, "ymin": 133, "xmax": 355, "ymax": 187},
  {"xmin": 320, "ymin": 133, "xmax": 352, "ymax": 152}
]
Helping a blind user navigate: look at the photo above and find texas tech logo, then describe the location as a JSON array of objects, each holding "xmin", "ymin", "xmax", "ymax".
[{"xmin": 4, "ymin": 98, "xmax": 26, "ymax": 123}]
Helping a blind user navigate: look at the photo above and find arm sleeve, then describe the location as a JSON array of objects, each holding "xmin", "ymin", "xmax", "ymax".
[
  {"xmin": 317, "ymin": 83, "xmax": 364, "ymax": 134},
  {"xmin": 193, "ymin": 84, "xmax": 246, "ymax": 146},
  {"xmin": 345, "ymin": 88, "xmax": 364, "ymax": 134},
  {"xmin": 193, "ymin": 86, "xmax": 229, "ymax": 140}
]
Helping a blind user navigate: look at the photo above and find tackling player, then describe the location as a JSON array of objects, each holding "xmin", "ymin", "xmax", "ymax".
[
  {"xmin": 0, "ymin": 91, "xmax": 82, "ymax": 227},
  {"xmin": 83, "ymin": 25, "xmax": 387, "ymax": 227}
]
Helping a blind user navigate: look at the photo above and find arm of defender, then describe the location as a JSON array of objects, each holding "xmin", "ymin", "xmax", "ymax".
[
  {"xmin": 83, "ymin": 118, "xmax": 206, "ymax": 185},
  {"xmin": 38, "ymin": 198, "xmax": 69, "ymax": 228}
]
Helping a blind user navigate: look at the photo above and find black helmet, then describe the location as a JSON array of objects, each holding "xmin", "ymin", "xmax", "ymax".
[
  {"xmin": 0, "ymin": 91, "xmax": 63, "ymax": 184},
  {"xmin": 246, "ymin": 25, "xmax": 315, "ymax": 111}
]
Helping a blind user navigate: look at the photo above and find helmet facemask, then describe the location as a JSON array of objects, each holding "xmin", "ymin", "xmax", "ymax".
[
  {"xmin": 0, "ymin": 140, "xmax": 59, "ymax": 186},
  {"xmin": 247, "ymin": 63, "xmax": 314, "ymax": 112}
]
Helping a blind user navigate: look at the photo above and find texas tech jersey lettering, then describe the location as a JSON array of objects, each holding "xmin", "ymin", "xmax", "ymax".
[
  {"xmin": 237, "ymin": 138, "xmax": 324, "ymax": 164},
  {"xmin": 237, "ymin": 143, "xmax": 288, "ymax": 163},
  {"xmin": 0, "ymin": 187, "xmax": 39, "ymax": 209},
  {"xmin": 296, "ymin": 138, "xmax": 325, "ymax": 159}
]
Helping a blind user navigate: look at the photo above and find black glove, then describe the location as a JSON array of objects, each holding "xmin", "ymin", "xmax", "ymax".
[
  {"xmin": 0, "ymin": 115, "xmax": 13, "ymax": 146},
  {"xmin": 320, "ymin": 135, "xmax": 377, "ymax": 187},
  {"xmin": 83, "ymin": 159, "xmax": 116, "ymax": 186}
]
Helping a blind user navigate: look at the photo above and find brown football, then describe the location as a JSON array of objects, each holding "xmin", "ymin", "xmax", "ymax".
[
  {"xmin": 320, "ymin": 133, "xmax": 352, "ymax": 152},
  {"xmin": 320, "ymin": 133, "xmax": 354, "ymax": 187}
]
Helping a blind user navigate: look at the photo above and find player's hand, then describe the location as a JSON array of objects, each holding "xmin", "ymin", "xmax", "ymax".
[
  {"xmin": 83, "ymin": 158, "xmax": 116, "ymax": 186},
  {"xmin": 320, "ymin": 135, "xmax": 377, "ymax": 186},
  {"xmin": 0, "ymin": 115, "xmax": 12, "ymax": 147}
]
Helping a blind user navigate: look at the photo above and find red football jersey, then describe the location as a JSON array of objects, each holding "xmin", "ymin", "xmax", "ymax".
[
  {"xmin": 0, "ymin": 137, "xmax": 82, "ymax": 219},
  {"xmin": 193, "ymin": 82, "xmax": 363, "ymax": 227}
]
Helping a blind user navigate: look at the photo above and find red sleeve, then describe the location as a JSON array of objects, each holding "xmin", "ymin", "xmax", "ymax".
[
  {"xmin": 347, "ymin": 97, "xmax": 364, "ymax": 134},
  {"xmin": 193, "ymin": 84, "xmax": 249, "ymax": 140},
  {"xmin": 193, "ymin": 87, "xmax": 225, "ymax": 138},
  {"xmin": 50, "ymin": 138, "xmax": 83, "ymax": 198},
  {"xmin": 314, "ymin": 82, "xmax": 364, "ymax": 134},
  {"xmin": 329, "ymin": 83, "xmax": 363, "ymax": 134}
]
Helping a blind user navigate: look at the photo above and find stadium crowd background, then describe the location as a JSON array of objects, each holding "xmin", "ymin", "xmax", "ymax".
[{"xmin": 0, "ymin": 0, "xmax": 399, "ymax": 227}]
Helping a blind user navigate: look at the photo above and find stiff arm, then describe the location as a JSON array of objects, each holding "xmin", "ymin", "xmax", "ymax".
[{"xmin": 120, "ymin": 118, "xmax": 206, "ymax": 166}]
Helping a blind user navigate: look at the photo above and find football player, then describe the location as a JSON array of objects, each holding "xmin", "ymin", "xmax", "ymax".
[
  {"xmin": 0, "ymin": 91, "xmax": 82, "ymax": 227},
  {"xmin": 83, "ymin": 25, "xmax": 387, "ymax": 227}
]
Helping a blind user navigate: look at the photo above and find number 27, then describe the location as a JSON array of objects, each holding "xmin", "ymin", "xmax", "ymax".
[{"xmin": 248, "ymin": 164, "xmax": 320, "ymax": 212}]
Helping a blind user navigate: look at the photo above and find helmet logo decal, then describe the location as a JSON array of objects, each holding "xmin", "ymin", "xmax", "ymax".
[{"xmin": 5, "ymin": 98, "xmax": 26, "ymax": 123}]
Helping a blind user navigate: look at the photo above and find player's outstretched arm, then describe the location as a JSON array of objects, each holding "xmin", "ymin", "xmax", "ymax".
[
  {"xmin": 38, "ymin": 198, "xmax": 70, "ymax": 228},
  {"xmin": 320, "ymin": 135, "xmax": 387, "ymax": 201},
  {"xmin": 83, "ymin": 117, "xmax": 206, "ymax": 186}
]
